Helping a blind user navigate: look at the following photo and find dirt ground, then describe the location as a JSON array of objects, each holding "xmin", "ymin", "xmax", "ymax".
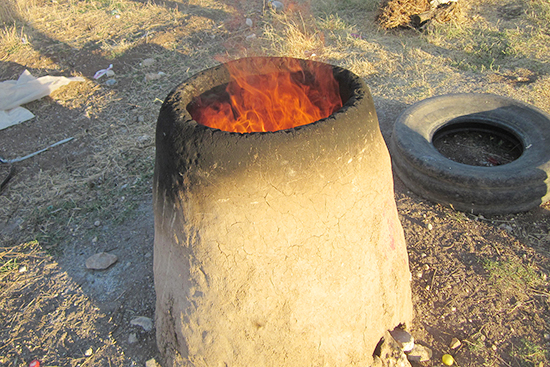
[{"xmin": 1, "ymin": 0, "xmax": 549, "ymax": 366}]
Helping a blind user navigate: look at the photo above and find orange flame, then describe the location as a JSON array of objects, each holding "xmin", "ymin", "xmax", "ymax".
[{"xmin": 188, "ymin": 58, "xmax": 343, "ymax": 133}]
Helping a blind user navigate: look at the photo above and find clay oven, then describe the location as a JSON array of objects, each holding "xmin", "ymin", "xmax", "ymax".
[{"xmin": 153, "ymin": 57, "xmax": 413, "ymax": 366}]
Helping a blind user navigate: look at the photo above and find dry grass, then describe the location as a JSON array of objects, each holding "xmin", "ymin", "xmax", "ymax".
[
  {"xmin": 0, "ymin": 0, "xmax": 44, "ymax": 24},
  {"xmin": 3, "ymin": 1, "xmax": 185, "ymax": 58},
  {"xmin": 262, "ymin": 11, "xmax": 325, "ymax": 59}
]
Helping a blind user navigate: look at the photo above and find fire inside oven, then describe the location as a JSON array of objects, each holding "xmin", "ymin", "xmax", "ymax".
[{"xmin": 186, "ymin": 57, "xmax": 344, "ymax": 133}]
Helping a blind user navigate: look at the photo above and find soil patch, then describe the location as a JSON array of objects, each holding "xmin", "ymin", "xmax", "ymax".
[{"xmin": 433, "ymin": 126, "xmax": 523, "ymax": 166}]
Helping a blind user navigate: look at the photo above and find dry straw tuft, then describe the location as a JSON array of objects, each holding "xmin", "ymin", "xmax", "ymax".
[
  {"xmin": 377, "ymin": 0, "xmax": 431, "ymax": 29},
  {"xmin": 377, "ymin": 0, "xmax": 463, "ymax": 29},
  {"xmin": 433, "ymin": 2, "xmax": 463, "ymax": 24}
]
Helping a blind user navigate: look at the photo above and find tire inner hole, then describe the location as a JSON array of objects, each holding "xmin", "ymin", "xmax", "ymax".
[{"xmin": 432, "ymin": 121, "xmax": 524, "ymax": 166}]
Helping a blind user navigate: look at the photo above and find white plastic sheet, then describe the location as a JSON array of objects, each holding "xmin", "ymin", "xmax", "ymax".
[{"xmin": 0, "ymin": 70, "xmax": 84, "ymax": 130}]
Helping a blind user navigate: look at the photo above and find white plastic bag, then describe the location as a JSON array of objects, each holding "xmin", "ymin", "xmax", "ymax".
[{"xmin": 0, "ymin": 70, "xmax": 84, "ymax": 130}]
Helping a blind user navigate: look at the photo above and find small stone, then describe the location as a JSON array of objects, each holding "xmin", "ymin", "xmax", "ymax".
[
  {"xmin": 390, "ymin": 328, "xmax": 415, "ymax": 352},
  {"xmin": 245, "ymin": 18, "xmax": 253, "ymax": 27},
  {"xmin": 85, "ymin": 347, "xmax": 93, "ymax": 356},
  {"xmin": 130, "ymin": 316, "xmax": 153, "ymax": 332},
  {"xmin": 94, "ymin": 220, "xmax": 101, "ymax": 227},
  {"xmin": 85, "ymin": 252, "xmax": 118, "ymax": 270},
  {"xmin": 375, "ymin": 331, "xmax": 412, "ymax": 366},
  {"xmin": 269, "ymin": 0, "xmax": 284, "ymax": 12},
  {"xmin": 92, "ymin": 236, "xmax": 98, "ymax": 243},
  {"xmin": 499, "ymin": 223, "xmax": 513, "ymax": 232},
  {"xmin": 128, "ymin": 333, "xmax": 138, "ymax": 344},
  {"xmin": 145, "ymin": 359, "xmax": 160, "ymax": 367},
  {"xmin": 406, "ymin": 344, "xmax": 432, "ymax": 363},
  {"xmin": 142, "ymin": 58, "xmax": 155, "ymax": 67},
  {"xmin": 138, "ymin": 135, "xmax": 150, "ymax": 143},
  {"xmin": 246, "ymin": 34, "xmax": 256, "ymax": 41},
  {"xmin": 105, "ymin": 78, "xmax": 117, "ymax": 86},
  {"xmin": 18, "ymin": 265, "xmax": 27, "ymax": 273},
  {"xmin": 145, "ymin": 73, "xmax": 163, "ymax": 82},
  {"xmin": 449, "ymin": 337, "xmax": 461, "ymax": 349}
]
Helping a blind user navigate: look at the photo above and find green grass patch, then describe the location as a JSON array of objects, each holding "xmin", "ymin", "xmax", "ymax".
[
  {"xmin": 483, "ymin": 259, "xmax": 546, "ymax": 291},
  {"xmin": 466, "ymin": 335, "xmax": 487, "ymax": 353},
  {"xmin": 527, "ymin": 0, "xmax": 550, "ymax": 30},
  {"xmin": 434, "ymin": 27, "xmax": 516, "ymax": 72},
  {"xmin": 511, "ymin": 338, "xmax": 548, "ymax": 366},
  {"xmin": 1, "ymin": 240, "xmax": 39, "ymax": 272},
  {"xmin": 0, "ymin": 258, "xmax": 18, "ymax": 273},
  {"xmin": 30, "ymin": 159, "xmax": 153, "ymax": 248},
  {"xmin": 423, "ymin": 2, "xmax": 550, "ymax": 73},
  {"xmin": 449, "ymin": 211, "xmax": 468, "ymax": 223}
]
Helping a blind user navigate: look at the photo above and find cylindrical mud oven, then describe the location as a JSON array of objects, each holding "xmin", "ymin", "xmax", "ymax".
[{"xmin": 153, "ymin": 57, "xmax": 413, "ymax": 366}]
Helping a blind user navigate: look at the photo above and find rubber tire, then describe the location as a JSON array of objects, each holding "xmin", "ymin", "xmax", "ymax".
[{"xmin": 389, "ymin": 93, "xmax": 550, "ymax": 215}]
